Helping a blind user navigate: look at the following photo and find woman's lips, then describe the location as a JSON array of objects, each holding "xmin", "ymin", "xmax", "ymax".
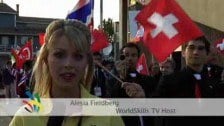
[{"xmin": 60, "ymin": 73, "xmax": 76, "ymax": 82}]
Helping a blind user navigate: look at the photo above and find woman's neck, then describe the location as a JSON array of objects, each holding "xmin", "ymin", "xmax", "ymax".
[{"xmin": 50, "ymin": 84, "xmax": 80, "ymax": 98}]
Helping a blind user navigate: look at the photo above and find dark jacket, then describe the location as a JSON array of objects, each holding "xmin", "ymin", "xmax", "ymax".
[
  {"xmin": 112, "ymin": 70, "xmax": 156, "ymax": 126},
  {"xmin": 112, "ymin": 70, "xmax": 156, "ymax": 98},
  {"xmin": 2, "ymin": 68, "xmax": 14, "ymax": 85},
  {"xmin": 156, "ymin": 65, "xmax": 223, "ymax": 98},
  {"xmin": 155, "ymin": 65, "xmax": 224, "ymax": 126},
  {"xmin": 90, "ymin": 67, "xmax": 106, "ymax": 97}
]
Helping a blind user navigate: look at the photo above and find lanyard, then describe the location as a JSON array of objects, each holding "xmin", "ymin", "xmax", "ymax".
[
  {"xmin": 47, "ymin": 116, "xmax": 82, "ymax": 126},
  {"xmin": 77, "ymin": 116, "xmax": 82, "ymax": 126}
]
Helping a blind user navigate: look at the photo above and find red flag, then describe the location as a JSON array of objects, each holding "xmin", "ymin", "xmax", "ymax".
[
  {"xmin": 214, "ymin": 38, "xmax": 224, "ymax": 55},
  {"xmin": 136, "ymin": 53, "xmax": 150, "ymax": 76},
  {"xmin": 91, "ymin": 29, "xmax": 109, "ymax": 52},
  {"xmin": 39, "ymin": 33, "xmax": 45, "ymax": 46},
  {"xmin": 11, "ymin": 41, "xmax": 32, "ymax": 68},
  {"xmin": 135, "ymin": 0, "xmax": 203, "ymax": 62}
]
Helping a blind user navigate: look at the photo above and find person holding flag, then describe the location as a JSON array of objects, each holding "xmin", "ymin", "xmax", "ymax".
[
  {"xmin": 134, "ymin": 0, "xmax": 224, "ymax": 125},
  {"xmin": 112, "ymin": 42, "xmax": 156, "ymax": 126}
]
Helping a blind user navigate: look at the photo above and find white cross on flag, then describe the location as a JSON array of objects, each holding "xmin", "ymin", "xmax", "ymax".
[
  {"xmin": 136, "ymin": 53, "xmax": 150, "ymax": 76},
  {"xmin": 135, "ymin": 0, "xmax": 203, "ymax": 62},
  {"xmin": 214, "ymin": 38, "xmax": 224, "ymax": 55}
]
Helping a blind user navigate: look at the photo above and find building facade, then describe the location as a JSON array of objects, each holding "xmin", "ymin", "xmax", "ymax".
[{"xmin": 0, "ymin": 2, "xmax": 57, "ymax": 66}]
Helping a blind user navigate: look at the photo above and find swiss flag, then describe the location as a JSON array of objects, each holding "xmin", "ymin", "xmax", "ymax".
[
  {"xmin": 11, "ymin": 41, "xmax": 32, "ymax": 68},
  {"xmin": 214, "ymin": 38, "xmax": 224, "ymax": 55},
  {"xmin": 39, "ymin": 33, "xmax": 45, "ymax": 46},
  {"xmin": 136, "ymin": 53, "xmax": 150, "ymax": 76},
  {"xmin": 135, "ymin": 0, "xmax": 203, "ymax": 62},
  {"xmin": 91, "ymin": 29, "xmax": 109, "ymax": 52}
]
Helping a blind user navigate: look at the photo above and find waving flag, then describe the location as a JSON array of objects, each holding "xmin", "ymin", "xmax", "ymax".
[
  {"xmin": 66, "ymin": 0, "xmax": 94, "ymax": 28},
  {"xmin": 136, "ymin": 53, "xmax": 150, "ymax": 76},
  {"xmin": 38, "ymin": 33, "xmax": 45, "ymax": 46},
  {"xmin": 135, "ymin": 0, "xmax": 203, "ymax": 62},
  {"xmin": 11, "ymin": 40, "xmax": 32, "ymax": 68},
  {"xmin": 91, "ymin": 29, "xmax": 109, "ymax": 52}
]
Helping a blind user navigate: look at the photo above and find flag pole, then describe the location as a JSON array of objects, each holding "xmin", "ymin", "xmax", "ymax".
[
  {"xmin": 94, "ymin": 60, "xmax": 124, "ymax": 84},
  {"xmin": 100, "ymin": 0, "xmax": 103, "ymax": 28}
]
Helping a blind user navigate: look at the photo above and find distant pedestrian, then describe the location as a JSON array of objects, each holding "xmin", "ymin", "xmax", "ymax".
[{"xmin": 2, "ymin": 60, "xmax": 16, "ymax": 98}]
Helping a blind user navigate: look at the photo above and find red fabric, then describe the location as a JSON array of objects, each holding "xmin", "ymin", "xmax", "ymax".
[
  {"xmin": 195, "ymin": 83, "xmax": 201, "ymax": 98},
  {"xmin": 136, "ymin": 53, "xmax": 150, "ymax": 76},
  {"xmin": 11, "ymin": 41, "xmax": 32, "ymax": 69},
  {"xmin": 135, "ymin": 0, "xmax": 203, "ymax": 62},
  {"xmin": 91, "ymin": 29, "xmax": 109, "ymax": 52},
  {"xmin": 38, "ymin": 33, "xmax": 45, "ymax": 46}
]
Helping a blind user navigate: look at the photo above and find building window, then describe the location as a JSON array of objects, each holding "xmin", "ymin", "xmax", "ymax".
[
  {"xmin": 21, "ymin": 36, "xmax": 28, "ymax": 45},
  {"xmin": 2, "ymin": 36, "xmax": 9, "ymax": 45}
]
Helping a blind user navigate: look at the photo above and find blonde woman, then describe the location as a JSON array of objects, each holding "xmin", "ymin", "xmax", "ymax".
[{"xmin": 10, "ymin": 20, "xmax": 124, "ymax": 126}]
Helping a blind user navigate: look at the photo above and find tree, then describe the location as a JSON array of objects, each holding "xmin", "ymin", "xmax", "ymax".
[{"xmin": 102, "ymin": 18, "xmax": 114, "ymax": 42}]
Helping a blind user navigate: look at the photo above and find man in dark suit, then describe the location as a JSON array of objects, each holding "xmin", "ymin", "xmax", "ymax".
[
  {"xmin": 2, "ymin": 60, "xmax": 16, "ymax": 98},
  {"xmin": 112, "ymin": 43, "xmax": 156, "ymax": 126},
  {"xmin": 90, "ymin": 52, "xmax": 107, "ymax": 97},
  {"xmin": 155, "ymin": 36, "xmax": 224, "ymax": 126}
]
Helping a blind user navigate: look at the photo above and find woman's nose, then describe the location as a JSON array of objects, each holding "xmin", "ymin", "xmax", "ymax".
[{"xmin": 64, "ymin": 56, "xmax": 74, "ymax": 67}]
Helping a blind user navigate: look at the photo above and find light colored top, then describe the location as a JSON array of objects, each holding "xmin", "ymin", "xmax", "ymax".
[{"xmin": 9, "ymin": 85, "xmax": 124, "ymax": 126}]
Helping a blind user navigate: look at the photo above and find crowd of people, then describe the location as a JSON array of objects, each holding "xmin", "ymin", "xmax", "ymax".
[
  {"xmin": 0, "ymin": 60, "xmax": 33, "ymax": 98},
  {"xmin": 0, "ymin": 19, "xmax": 224, "ymax": 126}
]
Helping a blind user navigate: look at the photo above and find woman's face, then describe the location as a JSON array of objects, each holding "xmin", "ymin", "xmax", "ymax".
[{"xmin": 47, "ymin": 35, "xmax": 88, "ymax": 89}]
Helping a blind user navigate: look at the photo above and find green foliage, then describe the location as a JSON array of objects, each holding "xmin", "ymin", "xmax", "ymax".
[{"xmin": 102, "ymin": 18, "xmax": 114, "ymax": 42}]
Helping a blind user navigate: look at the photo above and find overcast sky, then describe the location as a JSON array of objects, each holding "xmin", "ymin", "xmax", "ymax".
[{"xmin": 3, "ymin": 0, "xmax": 119, "ymax": 28}]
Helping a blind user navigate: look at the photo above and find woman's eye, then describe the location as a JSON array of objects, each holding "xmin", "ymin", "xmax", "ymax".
[
  {"xmin": 53, "ymin": 52, "xmax": 65, "ymax": 58},
  {"xmin": 74, "ymin": 54, "xmax": 83, "ymax": 60}
]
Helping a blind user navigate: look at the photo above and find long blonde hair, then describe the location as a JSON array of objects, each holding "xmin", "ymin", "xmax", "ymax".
[{"xmin": 32, "ymin": 19, "xmax": 93, "ymax": 97}]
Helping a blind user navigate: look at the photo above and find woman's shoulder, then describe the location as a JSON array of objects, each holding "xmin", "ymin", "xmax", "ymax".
[
  {"xmin": 83, "ymin": 116, "xmax": 124, "ymax": 126},
  {"xmin": 9, "ymin": 116, "xmax": 47, "ymax": 126},
  {"xmin": 9, "ymin": 101, "xmax": 50, "ymax": 126}
]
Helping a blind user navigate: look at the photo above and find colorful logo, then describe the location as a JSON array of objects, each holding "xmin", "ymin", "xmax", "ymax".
[{"xmin": 23, "ymin": 91, "xmax": 43, "ymax": 113}]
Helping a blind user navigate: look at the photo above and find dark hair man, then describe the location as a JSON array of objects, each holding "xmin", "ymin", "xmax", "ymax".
[
  {"xmin": 155, "ymin": 36, "xmax": 224, "ymax": 126},
  {"xmin": 113, "ymin": 42, "xmax": 156, "ymax": 126}
]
